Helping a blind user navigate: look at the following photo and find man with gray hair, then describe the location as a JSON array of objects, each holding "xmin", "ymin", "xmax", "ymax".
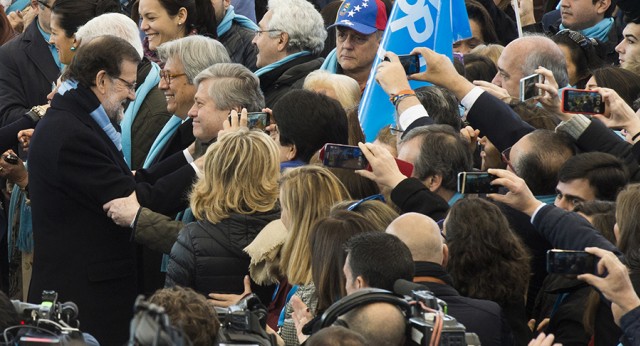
[
  {"xmin": 148, "ymin": 36, "xmax": 231, "ymax": 167},
  {"xmin": 252, "ymin": 0, "xmax": 326, "ymax": 107},
  {"xmin": 485, "ymin": 35, "xmax": 570, "ymax": 100},
  {"xmin": 76, "ymin": 12, "xmax": 170, "ymax": 170},
  {"xmin": 188, "ymin": 63, "xmax": 264, "ymax": 142}
]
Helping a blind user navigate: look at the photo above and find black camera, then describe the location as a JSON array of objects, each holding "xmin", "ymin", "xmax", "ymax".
[
  {"xmin": 402, "ymin": 285, "xmax": 480, "ymax": 346},
  {"xmin": 314, "ymin": 281, "xmax": 480, "ymax": 346},
  {"xmin": 216, "ymin": 294, "xmax": 276, "ymax": 346},
  {"xmin": 4, "ymin": 290, "xmax": 87, "ymax": 345}
]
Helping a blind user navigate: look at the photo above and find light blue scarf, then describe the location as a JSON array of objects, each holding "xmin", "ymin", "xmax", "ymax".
[
  {"xmin": 448, "ymin": 192, "xmax": 463, "ymax": 206},
  {"xmin": 121, "ymin": 61, "xmax": 161, "ymax": 168},
  {"xmin": 160, "ymin": 208, "xmax": 194, "ymax": 272},
  {"xmin": 217, "ymin": 5, "xmax": 259, "ymax": 37},
  {"xmin": 320, "ymin": 48, "xmax": 338, "ymax": 73},
  {"xmin": 58, "ymin": 80, "xmax": 123, "ymax": 151},
  {"xmin": 254, "ymin": 51, "xmax": 312, "ymax": 77},
  {"xmin": 6, "ymin": 0, "xmax": 29, "ymax": 13},
  {"xmin": 559, "ymin": 18, "xmax": 614, "ymax": 42},
  {"xmin": 7, "ymin": 174, "xmax": 33, "ymax": 259},
  {"xmin": 142, "ymin": 115, "xmax": 183, "ymax": 168},
  {"xmin": 536, "ymin": 194, "xmax": 557, "ymax": 205},
  {"xmin": 37, "ymin": 20, "xmax": 62, "ymax": 71}
]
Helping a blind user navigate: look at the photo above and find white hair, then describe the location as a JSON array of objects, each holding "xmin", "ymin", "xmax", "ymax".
[
  {"xmin": 267, "ymin": 0, "xmax": 327, "ymax": 55},
  {"xmin": 76, "ymin": 13, "xmax": 143, "ymax": 59}
]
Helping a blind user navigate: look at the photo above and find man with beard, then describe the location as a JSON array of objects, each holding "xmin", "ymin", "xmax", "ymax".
[{"xmin": 27, "ymin": 36, "xmax": 199, "ymax": 345}]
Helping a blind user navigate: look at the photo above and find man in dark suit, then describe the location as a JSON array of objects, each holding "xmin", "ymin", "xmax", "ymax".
[
  {"xmin": 27, "ymin": 36, "xmax": 196, "ymax": 345},
  {"xmin": 0, "ymin": 0, "xmax": 59, "ymax": 126},
  {"xmin": 386, "ymin": 213, "xmax": 513, "ymax": 346}
]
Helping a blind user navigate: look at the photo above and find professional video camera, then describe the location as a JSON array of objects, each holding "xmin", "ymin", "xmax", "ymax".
[
  {"xmin": 394, "ymin": 280, "xmax": 480, "ymax": 346},
  {"xmin": 3, "ymin": 290, "xmax": 87, "ymax": 346},
  {"xmin": 216, "ymin": 293, "xmax": 276, "ymax": 346},
  {"xmin": 312, "ymin": 280, "xmax": 480, "ymax": 346}
]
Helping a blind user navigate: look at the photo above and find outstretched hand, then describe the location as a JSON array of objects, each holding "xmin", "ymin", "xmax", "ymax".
[
  {"xmin": 355, "ymin": 142, "xmax": 407, "ymax": 189},
  {"xmin": 486, "ymin": 168, "xmax": 543, "ymax": 216},
  {"xmin": 578, "ymin": 247, "xmax": 640, "ymax": 325},
  {"xmin": 208, "ymin": 275, "xmax": 252, "ymax": 308}
]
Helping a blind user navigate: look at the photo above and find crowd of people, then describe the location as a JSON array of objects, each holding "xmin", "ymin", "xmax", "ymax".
[{"xmin": 0, "ymin": 0, "xmax": 640, "ymax": 344}]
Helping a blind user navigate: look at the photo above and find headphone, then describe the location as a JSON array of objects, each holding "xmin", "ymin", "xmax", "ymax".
[{"xmin": 314, "ymin": 288, "xmax": 412, "ymax": 333}]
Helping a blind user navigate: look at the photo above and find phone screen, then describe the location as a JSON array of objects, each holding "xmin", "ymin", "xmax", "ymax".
[
  {"xmin": 247, "ymin": 112, "xmax": 269, "ymax": 130},
  {"xmin": 520, "ymin": 74, "xmax": 541, "ymax": 101},
  {"xmin": 397, "ymin": 55, "xmax": 420, "ymax": 75},
  {"xmin": 457, "ymin": 172, "xmax": 499, "ymax": 194},
  {"xmin": 562, "ymin": 89, "xmax": 605, "ymax": 114},
  {"xmin": 322, "ymin": 144, "xmax": 368, "ymax": 170},
  {"xmin": 546, "ymin": 250, "xmax": 598, "ymax": 275}
]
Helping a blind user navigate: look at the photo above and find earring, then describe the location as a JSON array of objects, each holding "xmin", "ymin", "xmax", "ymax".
[
  {"xmin": 178, "ymin": 22, "xmax": 182, "ymax": 25},
  {"xmin": 70, "ymin": 46, "xmax": 76, "ymax": 51}
]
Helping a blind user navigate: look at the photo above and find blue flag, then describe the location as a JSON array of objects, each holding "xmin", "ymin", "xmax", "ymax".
[{"xmin": 359, "ymin": 0, "xmax": 471, "ymax": 141}]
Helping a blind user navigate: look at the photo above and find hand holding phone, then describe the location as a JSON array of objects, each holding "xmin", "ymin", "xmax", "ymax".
[
  {"xmin": 384, "ymin": 54, "xmax": 420, "ymax": 75},
  {"xmin": 457, "ymin": 172, "xmax": 499, "ymax": 194},
  {"xmin": 520, "ymin": 73, "xmax": 543, "ymax": 102},
  {"xmin": 562, "ymin": 89, "xmax": 606, "ymax": 115},
  {"xmin": 338, "ymin": 142, "xmax": 415, "ymax": 188}
]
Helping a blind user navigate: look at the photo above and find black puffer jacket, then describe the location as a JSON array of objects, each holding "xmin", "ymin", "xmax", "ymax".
[
  {"xmin": 219, "ymin": 22, "xmax": 258, "ymax": 71},
  {"xmin": 165, "ymin": 210, "xmax": 280, "ymax": 296}
]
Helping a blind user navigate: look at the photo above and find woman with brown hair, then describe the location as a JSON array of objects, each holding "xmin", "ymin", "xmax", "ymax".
[{"xmin": 444, "ymin": 197, "xmax": 532, "ymax": 345}]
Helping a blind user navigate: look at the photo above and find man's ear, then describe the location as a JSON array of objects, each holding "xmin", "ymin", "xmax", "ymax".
[
  {"xmin": 595, "ymin": 0, "xmax": 611, "ymax": 15},
  {"xmin": 285, "ymin": 143, "xmax": 297, "ymax": 161},
  {"xmin": 93, "ymin": 70, "xmax": 109, "ymax": 95},
  {"xmin": 441, "ymin": 244, "xmax": 449, "ymax": 268},
  {"xmin": 355, "ymin": 275, "xmax": 367, "ymax": 290},
  {"xmin": 277, "ymin": 32, "xmax": 289, "ymax": 52},
  {"xmin": 424, "ymin": 174, "xmax": 443, "ymax": 192}
]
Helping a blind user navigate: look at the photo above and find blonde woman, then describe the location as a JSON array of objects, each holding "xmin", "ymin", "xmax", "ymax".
[
  {"xmin": 303, "ymin": 70, "xmax": 361, "ymax": 110},
  {"xmin": 165, "ymin": 128, "xmax": 281, "ymax": 298},
  {"xmin": 277, "ymin": 166, "xmax": 349, "ymax": 345}
]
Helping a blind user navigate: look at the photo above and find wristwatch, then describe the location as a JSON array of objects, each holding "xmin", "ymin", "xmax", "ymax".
[{"xmin": 26, "ymin": 105, "xmax": 47, "ymax": 123}]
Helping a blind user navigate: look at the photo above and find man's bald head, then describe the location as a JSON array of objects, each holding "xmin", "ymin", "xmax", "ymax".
[
  {"xmin": 493, "ymin": 35, "xmax": 569, "ymax": 98},
  {"xmin": 386, "ymin": 213, "xmax": 444, "ymax": 264},
  {"xmin": 340, "ymin": 302, "xmax": 406, "ymax": 346}
]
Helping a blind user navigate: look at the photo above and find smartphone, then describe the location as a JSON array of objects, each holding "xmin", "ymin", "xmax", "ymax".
[
  {"xmin": 320, "ymin": 144, "xmax": 369, "ymax": 170},
  {"xmin": 247, "ymin": 112, "xmax": 269, "ymax": 131},
  {"xmin": 546, "ymin": 249, "xmax": 598, "ymax": 275},
  {"xmin": 3, "ymin": 153, "xmax": 18, "ymax": 165},
  {"xmin": 519, "ymin": 73, "xmax": 543, "ymax": 102},
  {"xmin": 561, "ymin": 89, "xmax": 605, "ymax": 115},
  {"xmin": 228, "ymin": 112, "xmax": 270, "ymax": 130},
  {"xmin": 457, "ymin": 172, "xmax": 499, "ymax": 194},
  {"xmin": 319, "ymin": 144, "xmax": 415, "ymax": 177},
  {"xmin": 384, "ymin": 54, "xmax": 420, "ymax": 75}
]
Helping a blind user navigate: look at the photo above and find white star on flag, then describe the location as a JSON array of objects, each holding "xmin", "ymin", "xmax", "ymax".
[
  {"xmin": 362, "ymin": 2, "xmax": 368, "ymax": 7},
  {"xmin": 348, "ymin": 9, "xmax": 355, "ymax": 17},
  {"xmin": 354, "ymin": 5, "xmax": 361, "ymax": 11}
]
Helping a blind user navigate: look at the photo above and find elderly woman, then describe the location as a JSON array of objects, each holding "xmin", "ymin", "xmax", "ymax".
[{"xmin": 165, "ymin": 128, "xmax": 281, "ymax": 296}]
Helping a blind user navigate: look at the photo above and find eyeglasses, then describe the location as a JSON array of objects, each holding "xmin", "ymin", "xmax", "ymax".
[
  {"xmin": 37, "ymin": 0, "xmax": 51, "ymax": 9},
  {"xmin": 347, "ymin": 194, "xmax": 386, "ymax": 211},
  {"xmin": 159, "ymin": 70, "xmax": 187, "ymax": 84},
  {"xmin": 254, "ymin": 29, "xmax": 281, "ymax": 37},
  {"xmin": 389, "ymin": 126, "xmax": 404, "ymax": 135},
  {"xmin": 501, "ymin": 146, "xmax": 515, "ymax": 171},
  {"xmin": 114, "ymin": 77, "xmax": 137, "ymax": 93}
]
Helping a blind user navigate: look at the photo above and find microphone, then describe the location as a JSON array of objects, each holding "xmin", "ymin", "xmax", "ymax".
[{"xmin": 393, "ymin": 279, "xmax": 429, "ymax": 296}]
